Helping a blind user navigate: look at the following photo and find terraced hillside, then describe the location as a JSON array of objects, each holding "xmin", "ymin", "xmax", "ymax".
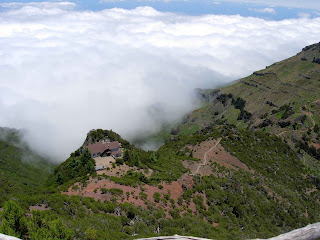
[{"xmin": 178, "ymin": 42, "xmax": 320, "ymax": 137}]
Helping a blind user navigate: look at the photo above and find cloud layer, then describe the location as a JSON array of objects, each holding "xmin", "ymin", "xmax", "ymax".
[
  {"xmin": 211, "ymin": 0, "xmax": 320, "ymax": 11},
  {"xmin": 1, "ymin": 2, "xmax": 320, "ymax": 161}
]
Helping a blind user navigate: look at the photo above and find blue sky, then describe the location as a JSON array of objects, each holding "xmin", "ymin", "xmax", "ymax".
[{"xmin": 2, "ymin": 0, "xmax": 319, "ymax": 20}]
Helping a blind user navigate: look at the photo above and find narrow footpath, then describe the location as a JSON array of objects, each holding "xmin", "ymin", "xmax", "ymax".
[{"xmin": 192, "ymin": 138, "xmax": 221, "ymax": 175}]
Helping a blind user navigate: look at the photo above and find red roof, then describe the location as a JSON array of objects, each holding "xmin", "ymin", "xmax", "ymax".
[
  {"xmin": 85, "ymin": 141, "xmax": 120, "ymax": 155},
  {"xmin": 111, "ymin": 150, "xmax": 122, "ymax": 156}
]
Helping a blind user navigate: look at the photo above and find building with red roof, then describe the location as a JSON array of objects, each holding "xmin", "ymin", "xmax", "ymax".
[{"xmin": 85, "ymin": 141, "xmax": 122, "ymax": 158}]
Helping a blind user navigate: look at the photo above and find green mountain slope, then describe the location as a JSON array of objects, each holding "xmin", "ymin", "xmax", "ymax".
[
  {"xmin": 174, "ymin": 43, "xmax": 320, "ymax": 150},
  {"xmin": 1, "ymin": 125, "xmax": 319, "ymax": 239},
  {"xmin": 0, "ymin": 127, "xmax": 55, "ymax": 204}
]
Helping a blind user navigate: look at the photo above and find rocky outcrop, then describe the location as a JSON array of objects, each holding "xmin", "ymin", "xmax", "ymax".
[
  {"xmin": 257, "ymin": 222, "xmax": 320, "ymax": 240},
  {"xmin": 195, "ymin": 88, "xmax": 220, "ymax": 103},
  {"xmin": 302, "ymin": 42, "xmax": 320, "ymax": 51},
  {"xmin": 253, "ymin": 71, "xmax": 276, "ymax": 76},
  {"xmin": 137, "ymin": 222, "xmax": 320, "ymax": 240},
  {"xmin": 0, "ymin": 234, "xmax": 21, "ymax": 240},
  {"xmin": 312, "ymin": 57, "xmax": 320, "ymax": 64}
]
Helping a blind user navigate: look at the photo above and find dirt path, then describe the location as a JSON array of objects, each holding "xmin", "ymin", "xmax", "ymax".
[
  {"xmin": 301, "ymin": 107, "xmax": 315, "ymax": 129},
  {"xmin": 276, "ymin": 130, "xmax": 294, "ymax": 137},
  {"xmin": 192, "ymin": 138, "xmax": 221, "ymax": 175}
]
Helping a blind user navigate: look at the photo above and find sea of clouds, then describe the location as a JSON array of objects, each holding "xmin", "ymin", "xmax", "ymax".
[{"xmin": 0, "ymin": 2, "xmax": 320, "ymax": 161}]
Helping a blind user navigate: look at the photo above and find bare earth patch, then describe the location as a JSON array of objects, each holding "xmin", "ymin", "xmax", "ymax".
[
  {"xmin": 311, "ymin": 142, "xmax": 320, "ymax": 150},
  {"xmin": 94, "ymin": 156, "xmax": 153, "ymax": 177},
  {"xmin": 208, "ymin": 144, "xmax": 249, "ymax": 171},
  {"xmin": 63, "ymin": 178, "xmax": 184, "ymax": 210},
  {"xmin": 184, "ymin": 139, "xmax": 249, "ymax": 176}
]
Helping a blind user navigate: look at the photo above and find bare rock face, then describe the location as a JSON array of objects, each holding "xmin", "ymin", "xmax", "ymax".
[
  {"xmin": 312, "ymin": 57, "xmax": 320, "ymax": 64},
  {"xmin": 256, "ymin": 222, "xmax": 320, "ymax": 240},
  {"xmin": 137, "ymin": 222, "xmax": 320, "ymax": 240},
  {"xmin": 0, "ymin": 234, "xmax": 21, "ymax": 240},
  {"xmin": 302, "ymin": 42, "xmax": 320, "ymax": 51}
]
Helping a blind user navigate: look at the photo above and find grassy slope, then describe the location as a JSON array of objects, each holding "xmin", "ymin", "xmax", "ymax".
[
  {"xmin": 176, "ymin": 43, "xmax": 320, "ymax": 135},
  {"xmin": 221, "ymin": 45, "xmax": 320, "ymax": 122}
]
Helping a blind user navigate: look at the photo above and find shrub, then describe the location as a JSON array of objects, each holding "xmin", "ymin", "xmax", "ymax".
[
  {"xmin": 153, "ymin": 192, "xmax": 161, "ymax": 203},
  {"xmin": 115, "ymin": 158, "xmax": 124, "ymax": 165}
]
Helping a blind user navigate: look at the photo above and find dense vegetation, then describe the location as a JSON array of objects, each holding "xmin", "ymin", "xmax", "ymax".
[
  {"xmin": 46, "ymin": 148, "xmax": 95, "ymax": 187},
  {"xmin": 0, "ymin": 139, "xmax": 54, "ymax": 205},
  {"xmin": 85, "ymin": 129, "xmax": 132, "ymax": 149},
  {"xmin": 1, "ymin": 124, "xmax": 320, "ymax": 240}
]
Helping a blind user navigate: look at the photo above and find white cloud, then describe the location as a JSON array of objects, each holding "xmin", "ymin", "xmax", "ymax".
[
  {"xmin": 298, "ymin": 12, "xmax": 311, "ymax": 18},
  {"xmin": 1, "ymin": 3, "xmax": 320, "ymax": 161},
  {"xmin": 249, "ymin": 7, "xmax": 276, "ymax": 14},
  {"xmin": 0, "ymin": 2, "xmax": 76, "ymax": 10},
  {"xmin": 221, "ymin": 0, "xmax": 320, "ymax": 11}
]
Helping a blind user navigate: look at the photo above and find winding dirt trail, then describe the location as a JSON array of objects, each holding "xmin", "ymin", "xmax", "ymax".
[{"xmin": 192, "ymin": 138, "xmax": 221, "ymax": 175}]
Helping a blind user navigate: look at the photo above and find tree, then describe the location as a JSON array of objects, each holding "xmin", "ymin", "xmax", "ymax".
[
  {"xmin": 0, "ymin": 200, "xmax": 26, "ymax": 238},
  {"xmin": 123, "ymin": 150, "xmax": 130, "ymax": 163}
]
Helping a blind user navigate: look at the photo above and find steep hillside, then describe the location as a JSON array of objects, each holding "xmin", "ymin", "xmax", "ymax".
[
  {"xmin": 177, "ymin": 42, "xmax": 320, "ymax": 134},
  {"xmin": 25, "ymin": 126, "xmax": 317, "ymax": 240},
  {"xmin": 0, "ymin": 127, "xmax": 55, "ymax": 204}
]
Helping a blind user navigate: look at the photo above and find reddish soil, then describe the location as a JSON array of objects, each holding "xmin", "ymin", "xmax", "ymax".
[
  {"xmin": 209, "ymin": 144, "xmax": 249, "ymax": 171},
  {"xmin": 95, "ymin": 156, "xmax": 153, "ymax": 177},
  {"xmin": 212, "ymin": 222, "xmax": 219, "ymax": 227},
  {"xmin": 185, "ymin": 139, "xmax": 250, "ymax": 175},
  {"xmin": 62, "ymin": 174, "xmax": 210, "ymax": 219},
  {"xmin": 311, "ymin": 142, "xmax": 320, "ymax": 150},
  {"xmin": 63, "ymin": 178, "xmax": 185, "ymax": 211},
  {"xmin": 177, "ymin": 173, "xmax": 194, "ymax": 189}
]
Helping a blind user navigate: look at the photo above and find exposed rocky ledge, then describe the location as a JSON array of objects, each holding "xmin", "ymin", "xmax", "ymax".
[
  {"xmin": 302, "ymin": 42, "xmax": 320, "ymax": 51},
  {"xmin": 256, "ymin": 222, "xmax": 320, "ymax": 240},
  {"xmin": 0, "ymin": 234, "xmax": 21, "ymax": 240},
  {"xmin": 137, "ymin": 222, "xmax": 320, "ymax": 240}
]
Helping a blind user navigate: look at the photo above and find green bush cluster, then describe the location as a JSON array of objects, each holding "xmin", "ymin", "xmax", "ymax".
[{"xmin": 47, "ymin": 148, "xmax": 95, "ymax": 186}]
